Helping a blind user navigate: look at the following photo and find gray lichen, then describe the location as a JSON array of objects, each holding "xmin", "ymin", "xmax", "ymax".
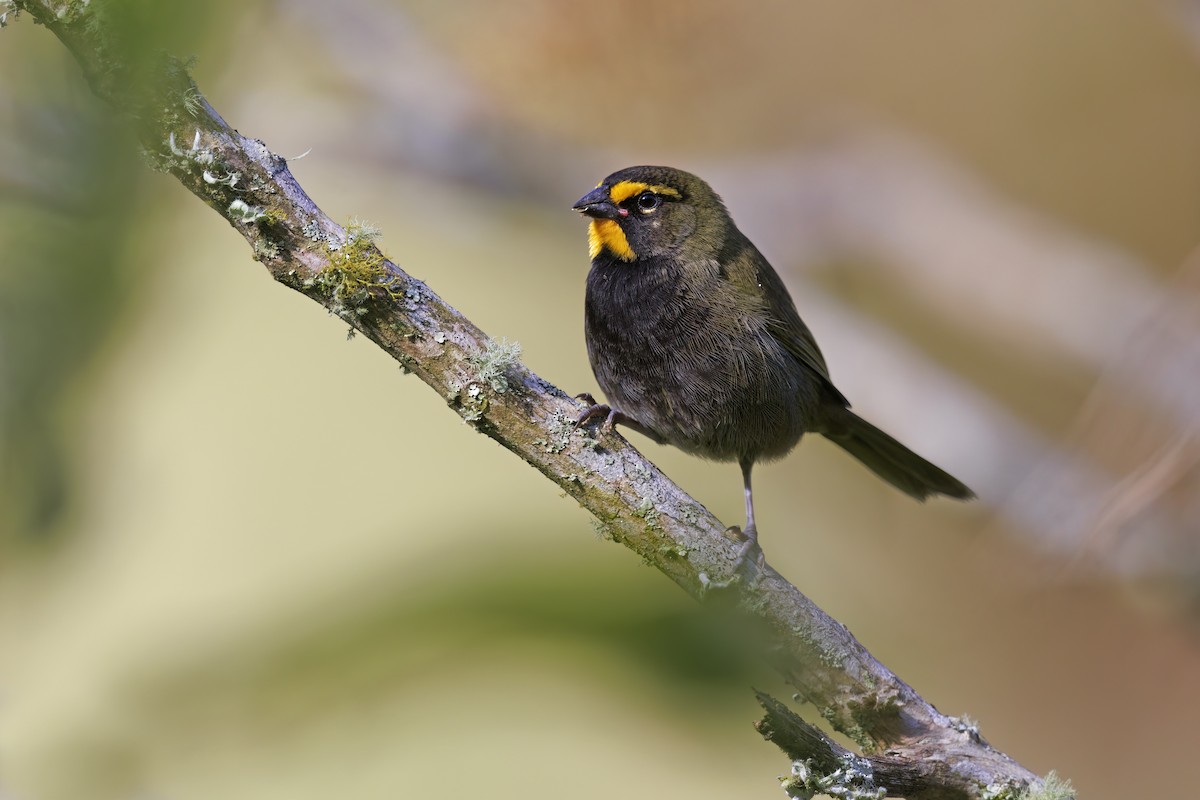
[
  {"xmin": 535, "ymin": 408, "xmax": 577, "ymax": 454},
  {"xmin": 783, "ymin": 754, "xmax": 886, "ymax": 800},
  {"xmin": 983, "ymin": 771, "xmax": 1075, "ymax": 800},
  {"xmin": 468, "ymin": 337, "xmax": 522, "ymax": 394}
]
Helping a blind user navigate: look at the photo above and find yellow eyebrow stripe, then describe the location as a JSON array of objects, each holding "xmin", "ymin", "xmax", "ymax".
[{"xmin": 607, "ymin": 181, "xmax": 681, "ymax": 204}]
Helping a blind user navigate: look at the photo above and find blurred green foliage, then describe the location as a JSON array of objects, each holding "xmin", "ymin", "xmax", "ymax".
[
  {"xmin": 0, "ymin": 58, "xmax": 140, "ymax": 539},
  {"xmin": 0, "ymin": 0, "xmax": 243, "ymax": 542},
  {"xmin": 136, "ymin": 554, "xmax": 778, "ymax": 729}
]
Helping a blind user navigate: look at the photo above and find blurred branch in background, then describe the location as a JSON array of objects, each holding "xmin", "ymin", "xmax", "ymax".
[
  {"xmin": 275, "ymin": 0, "xmax": 1200, "ymax": 586},
  {"xmin": 707, "ymin": 140, "xmax": 1200, "ymax": 582},
  {"xmin": 1167, "ymin": 0, "xmax": 1200, "ymax": 56},
  {"xmin": 1055, "ymin": 251, "xmax": 1200, "ymax": 579}
]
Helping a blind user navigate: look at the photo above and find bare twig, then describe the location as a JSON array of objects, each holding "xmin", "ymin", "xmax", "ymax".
[{"xmin": 10, "ymin": 3, "xmax": 1065, "ymax": 798}]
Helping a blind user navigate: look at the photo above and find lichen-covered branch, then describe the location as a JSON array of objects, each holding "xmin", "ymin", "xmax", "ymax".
[
  {"xmin": 755, "ymin": 693, "xmax": 1074, "ymax": 800},
  {"xmin": 8, "ymin": 3, "xmax": 1069, "ymax": 798}
]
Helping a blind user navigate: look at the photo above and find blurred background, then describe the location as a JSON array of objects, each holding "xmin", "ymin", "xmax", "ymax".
[{"xmin": 2, "ymin": 1, "xmax": 1199, "ymax": 798}]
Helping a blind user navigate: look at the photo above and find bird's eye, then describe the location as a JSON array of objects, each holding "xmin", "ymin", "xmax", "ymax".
[{"xmin": 636, "ymin": 192, "xmax": 661, "ymax": 213}]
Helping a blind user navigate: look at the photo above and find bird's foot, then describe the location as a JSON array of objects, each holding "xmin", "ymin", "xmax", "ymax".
[
  {"xmin": 699, "ymin": 525, "xmax": 766, "ymax": 594},
  {"xmin": 729, "ymin": 525, "xmax": 768, "ymax": 587},
  {"xmin": 734, "ymin": 525, "xmax": 763, "ymax": 563},
  {"xmin": 574, "ymin": 396, "xmax": 621, "ymax": 433}
]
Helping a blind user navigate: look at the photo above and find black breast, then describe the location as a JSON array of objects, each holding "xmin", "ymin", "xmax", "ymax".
[{"xmin": 583, "ymin": 255, "xmax": 816, "ymax": 463}]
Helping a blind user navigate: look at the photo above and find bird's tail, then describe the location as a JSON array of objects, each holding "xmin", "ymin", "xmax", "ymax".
[{"xmin": 820, "ymin": 409, "xmax": 974, "ymax": 501}]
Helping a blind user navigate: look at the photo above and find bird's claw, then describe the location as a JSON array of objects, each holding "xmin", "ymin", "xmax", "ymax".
[
  {"xmin": 698, "ymin": 525, "xmax": 768, "ymax": 595},
  {"xmin": 575, "ymin": 399, "xmax": 619, "ymax": 433},
  {"xmin": 729, "ymin": 525, "xmax": 766, "ymax": 583}
]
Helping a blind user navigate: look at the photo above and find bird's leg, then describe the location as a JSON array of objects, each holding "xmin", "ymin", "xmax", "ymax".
[
  {"xmin": 742, "ymin": 457, "xmax": 757, "ymax": 540},
  {"xmin": 732, "ymin": 457, "xmax": 766, "ymax": 573},
  {"xmin": 703, "ymin": 458, "xmax": 766, "ymax": 592}
]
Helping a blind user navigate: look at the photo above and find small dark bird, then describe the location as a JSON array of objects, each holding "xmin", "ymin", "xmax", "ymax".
[{"xmin": 573, "ymin": 166, "xmax": 973, "ymax": 554}]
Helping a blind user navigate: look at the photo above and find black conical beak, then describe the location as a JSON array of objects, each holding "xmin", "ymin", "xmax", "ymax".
[{"xmin": 573, "ymin": 186, "xmax": 621, "ymax": 220}]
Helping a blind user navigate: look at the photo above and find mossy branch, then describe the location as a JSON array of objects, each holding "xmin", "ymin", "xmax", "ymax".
[{"xmin": 9, "ymin": 3, "xmax": 1070, "ymax": 799}]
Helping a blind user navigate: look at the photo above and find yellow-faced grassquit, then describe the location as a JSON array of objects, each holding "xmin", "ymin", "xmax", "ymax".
[{"xmin": 573, "ymin": 166, "xmax": 973, "ymax": 553}]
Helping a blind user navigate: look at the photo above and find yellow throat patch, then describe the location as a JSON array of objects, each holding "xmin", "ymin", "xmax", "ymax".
[
  {"xmin": 587, "ymin": 181, "xmax": 681, "ymax": 262},
  {"xmin": 588, "ymin": 219, "xmax": 634, "ymax": 261}
]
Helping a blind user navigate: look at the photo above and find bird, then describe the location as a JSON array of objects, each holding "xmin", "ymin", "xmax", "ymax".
[{"xmin": 572, "ymin": 165, "xmax": 973, "ymax": 559}]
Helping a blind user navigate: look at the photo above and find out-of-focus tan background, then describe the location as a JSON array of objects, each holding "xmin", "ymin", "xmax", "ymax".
[{"xmin": 2, "ymin": 1, "xmax": 1199, "ymax": 798}]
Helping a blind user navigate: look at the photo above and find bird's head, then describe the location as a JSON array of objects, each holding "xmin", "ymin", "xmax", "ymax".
[{"xmin": 572, "ymin": 166, "xmax": 729, "ymax": 263}]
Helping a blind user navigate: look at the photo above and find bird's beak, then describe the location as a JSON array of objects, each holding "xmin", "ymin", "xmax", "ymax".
[{"xmin": 573, "ymin": 187, "xmax": 621, "ymax": 220}]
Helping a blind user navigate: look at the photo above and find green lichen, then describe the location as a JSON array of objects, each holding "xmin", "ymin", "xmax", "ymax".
[
  {"xmin": 260, "ymin": 208, "xmax": 287, "ymax": 226},
  {"xmin": 657, "ymin": 541, "xmax": 689, "ymax": 559},
  {"xmin": 253, "ymin": 237, "xmax": 280, "ymax": 261},
  {"xmin": 952, "ymin": 714, "xmax": 981, "ymax": 742},
  {"xmin": 227, "ymin": 199, "xmax": 266, "ymax": 224},
  {"xmin": 590, "ymin": 519, "xmax": 614, "ymax": 541},
  {"xmin": 1, "ymin": 2, "xmax": 21, "ymax": 27},
  {"xmin": 468, "ymin": 337, "xmax": 522, "ymax": 393},
  {"xmin": 53, "ymin": 0, "xmax": 91, "ymax": 25},
  {"xmin": 443, "ymin": 337, "xmax": 522, "ymax": 425},
  {"xmin": 633, "ymin": 497, "xmax": 660, "ymax": 529},
  {"xmin": 164, "ymin": 129, "xmax": 214, "ymax": 167},
  {"xmin": 301, "ymin": 218, "xmax": 329, "ymax": 243},
  {"xmin": 157, "ymin": 57, "xmax": 201, "ymax": 128},
  {"xmin": 304, "ymin": 221, "xmax": 401, "ymax": 322},
  {"xmin": 534, "ymin": 408, "xmax": 577, "ymax": 454},
  {"xmin": 446, "ymin": 379, "xmax": 489, "ymax": 423},
  {"xmin": 247, "ymin": 207, "xmax": 289, "ymax": 261},
  {"xmin": 1031, "ymin": 772, "xmax": 1075, "ymax": 800},
  {"xmin": 181, "ymin": 85, "xmax": 203, "ymax": 117},
  {"xmin": 817, "ymin": 706, "xmax": 873, "ymax": 753},
  {"xmin": 461, "ymin": 383, "xmax": 488, "ymax": 422},
  {"xmin": 205, "ymin": 168, "xmax": 240, "ymax": 188},
  {"xmin": 983, "ymin": 772, "xmax": 1075, "ymax": 800},
  {"xmin": 345, "ymin": 216, "xmax": 381, "ymax": 240},
  {"xmin": 403, "ymin": 286, "xmax": 423, "ymax": 310},
  {"xmin": 846, "ymin": 694, "xmax": 901, "ymax": 754},
  {"xmin": 792, "ymin": 619, "xmax": 852, "ymax": 676}
]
